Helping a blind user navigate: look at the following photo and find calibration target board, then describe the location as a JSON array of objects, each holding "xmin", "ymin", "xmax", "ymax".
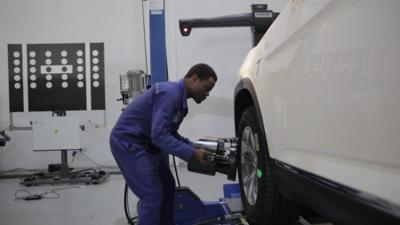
[
  {"xmin": 89, "ymin": 43, "xmax": 105, "ymax": 110},
  {"xmin": 8, "ymin": 44, "xmax": 24, "ymax": 112},
  {"xmin": 7, "ymin": 43, "xmax": 105, "ymax": 112}
]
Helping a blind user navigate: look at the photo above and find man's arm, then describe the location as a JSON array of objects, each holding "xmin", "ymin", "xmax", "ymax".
[
  {"xmin": 150, "ymin": 84, "xmax": 194, "ymax": 161},
  {"xmin": 173, "ymin": 131, "xmax": 193, "ymax": 146}
]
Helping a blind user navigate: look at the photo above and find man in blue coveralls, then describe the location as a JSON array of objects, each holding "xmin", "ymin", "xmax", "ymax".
[{"xmin": 110, "ymin": 63, "xmax": 217, "ymax": 225}]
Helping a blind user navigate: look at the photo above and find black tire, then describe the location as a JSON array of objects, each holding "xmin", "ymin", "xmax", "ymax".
[{"xmin": 238, "ymin": 106, "xmax": 298, "ymax": 225}]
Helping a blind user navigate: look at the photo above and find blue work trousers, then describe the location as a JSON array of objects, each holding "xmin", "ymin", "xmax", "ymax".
[{"xmin": 110, "ymin": 136, "xmax": 175, "ymax": 225}]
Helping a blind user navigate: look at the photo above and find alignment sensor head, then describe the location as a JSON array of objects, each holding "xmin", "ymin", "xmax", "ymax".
[{"xmin": 179, "ymin": 21, "xmax": 192, "ymax": 36}]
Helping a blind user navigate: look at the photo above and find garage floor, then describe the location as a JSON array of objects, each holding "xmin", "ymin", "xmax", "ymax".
[
  {"xmin": 0, "ymin": 166, "xmax": 331, "ymax": 225},
  {"xmin": 0, "ymin": 166, "xmax": 236, "ymax": 225}
]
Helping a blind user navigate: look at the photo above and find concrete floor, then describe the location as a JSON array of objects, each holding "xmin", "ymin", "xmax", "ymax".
[
  {"xmin": 0, "ymin": 167, "xmax": 235, "ymax": 225},
  {"xmin": 0, "ymin": 167, "xmax": 332, "ymax": 225}
]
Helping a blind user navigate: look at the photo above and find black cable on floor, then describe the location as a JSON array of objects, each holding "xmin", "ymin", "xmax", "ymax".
[
  {"xmin": 172, "ymin": 156, "xmax": 181, "ymax": 187},
  {"xmin": 124, "ymin": 183, "xmax": 139, "ymax": 225},
  {"xmin": 14, "ymin": 186, "xmax": 81, "ymax": 201}
]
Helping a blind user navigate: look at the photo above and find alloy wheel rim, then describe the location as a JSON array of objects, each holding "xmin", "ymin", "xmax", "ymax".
[{"xmin": 241, "ymin": 126, "xmax": 259, "ymax": 206}]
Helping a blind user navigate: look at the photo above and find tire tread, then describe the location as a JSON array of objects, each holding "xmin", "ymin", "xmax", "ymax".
[{"xmin": 238, "ymin": 106, "xmax": 298, "ymax": 225}]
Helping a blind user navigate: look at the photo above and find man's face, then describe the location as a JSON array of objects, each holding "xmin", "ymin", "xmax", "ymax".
[{"xmin": 191, "ymin": 75, "xmax": 216, "ymax": 104}]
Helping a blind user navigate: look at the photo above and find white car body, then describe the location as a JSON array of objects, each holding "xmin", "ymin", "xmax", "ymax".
[{"xmin": 239, "ymin": 0, "xmax": 400, "ymax": 207}]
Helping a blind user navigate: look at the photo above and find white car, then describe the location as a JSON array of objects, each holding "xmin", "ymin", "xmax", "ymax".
[{"xmin": 234, "ymin": 0, "xmax": 400, "ymax": 224}]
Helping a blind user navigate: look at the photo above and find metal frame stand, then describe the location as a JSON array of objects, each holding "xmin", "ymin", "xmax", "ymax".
[{"xmin": 20, "ymin": 149, "xmax": 108, "ymax": 186}]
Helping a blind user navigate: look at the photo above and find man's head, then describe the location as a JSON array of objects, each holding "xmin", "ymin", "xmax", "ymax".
[{"xmin": 184, "ymin": 63, "xmax": 217, "ymax": 104}]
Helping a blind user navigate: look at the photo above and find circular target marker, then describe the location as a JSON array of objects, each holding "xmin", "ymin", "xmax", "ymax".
[
  {"xmin": 14, "ymin": 83, "xmax": 21, "ymax": 89},
  {"xmin": 13, "ymin": 59, "xmax": 20, "ymax": 66},
  {"xmin": 77, "ymin": 81, "xmax": 84, "ymax": 88},
  {"xmin": 62, "ymin": 82, "xmax": 68, "ymax": 88},
  {"xmin": 77, "ymin": 58, "xmax": 84, "ymax": 64},
  {"xmin": 45, "ymin": 51, "xmax": 52, "ymax": 57},
  {"xmin": 30, "ymin": 75, "xmax": 37, "ymax": 81},
  {"xmin": 14, "ymin": 75, "xmax": 21, "ymax": 81},
  {"xmin": 61, "ymin": 50, "xmax": 68, "ymax": 57}
]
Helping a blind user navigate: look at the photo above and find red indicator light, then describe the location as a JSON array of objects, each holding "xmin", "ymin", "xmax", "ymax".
[{"xmin": 179, "ymin": 21, "xmax": 191, "ymax": 36}]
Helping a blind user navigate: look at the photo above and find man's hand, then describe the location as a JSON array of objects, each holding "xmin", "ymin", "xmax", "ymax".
[{"xmin": 194, "ymin": 148, "xmax": 211, "ymax": 165}]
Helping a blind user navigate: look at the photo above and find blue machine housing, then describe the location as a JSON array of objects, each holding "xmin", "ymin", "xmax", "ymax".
[{"xmin": 175, "ymin": 184, "xmax": 242, "ymax": 225}]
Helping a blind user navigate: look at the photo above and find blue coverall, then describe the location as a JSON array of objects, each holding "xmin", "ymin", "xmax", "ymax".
[{"xmin": 110, "ymin": 79, "xmax": 194, "ymax": 225}]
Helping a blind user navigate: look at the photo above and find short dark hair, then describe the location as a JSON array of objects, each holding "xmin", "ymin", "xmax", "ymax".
[{"xmin": 184, "ymin": 63, "xmax": 217, "ymax": 81}]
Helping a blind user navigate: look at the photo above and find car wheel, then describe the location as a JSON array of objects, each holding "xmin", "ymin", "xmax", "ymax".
[{"xmin": 238, "ymin": 106, "xmax": 298, "ymax": 225}]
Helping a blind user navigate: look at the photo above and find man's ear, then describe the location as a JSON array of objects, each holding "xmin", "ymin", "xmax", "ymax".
[{"xmin": 192, "ymin": 73, "xmax": 199, "ymax": 81}]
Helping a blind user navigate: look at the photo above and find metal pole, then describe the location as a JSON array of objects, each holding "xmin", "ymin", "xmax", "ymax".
[{"xmin": 61, "ymin": 150, "xmax": 69, "ymax": 177}]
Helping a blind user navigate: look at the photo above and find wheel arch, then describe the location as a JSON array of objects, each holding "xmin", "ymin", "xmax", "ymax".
[
  {"xmin": 235, "ymin": 79, "xmax": 300, "ymax": 224},
  {"xmin": 234, "ymin": 78, "xmax": 266, "ymax": 143}
]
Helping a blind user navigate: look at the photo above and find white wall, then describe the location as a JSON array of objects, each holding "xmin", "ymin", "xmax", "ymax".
[
  {"xmin": 165, "ymin": 0, "xmax": 287, "ymax": 141},
  {"xmin": 0, "ymin": 0, "xmax": 146, "ymax": 169},
  {"xmin": 0, "ymin": 0, "xmax": 287, "ymax": 170}
]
